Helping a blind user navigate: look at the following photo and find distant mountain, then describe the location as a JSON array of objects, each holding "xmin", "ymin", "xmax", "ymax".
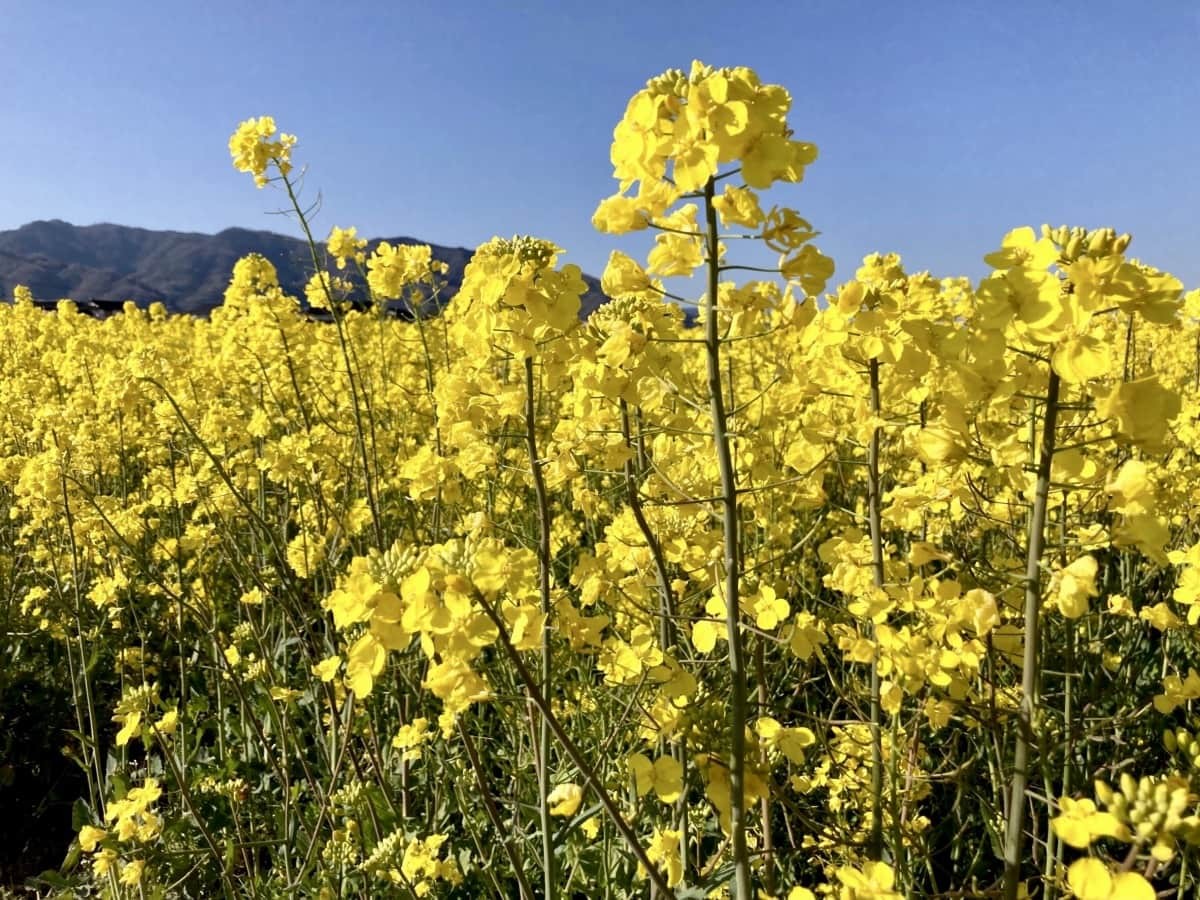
[{"xmin": 0, "ymin": 220, "xmax": 610, "ymax": 317}]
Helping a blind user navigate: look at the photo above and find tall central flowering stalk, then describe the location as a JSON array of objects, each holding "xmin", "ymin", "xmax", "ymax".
[{"xmin": 595, "ymin": 61, "xmax": 833, "ymax": 897}]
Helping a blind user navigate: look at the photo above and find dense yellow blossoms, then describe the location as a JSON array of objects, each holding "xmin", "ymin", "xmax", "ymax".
[
  {"xmin": 4, "ymin": 59, "xmax": 1200, "ymax": 899},
  {"xmin": 228, "ymin": 115, "xmax": 296, "ymax": 188}
]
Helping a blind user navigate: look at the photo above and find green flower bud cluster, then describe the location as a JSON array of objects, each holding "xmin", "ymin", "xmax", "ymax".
[
  {"xmin": 195, "ymin": 775, "xmax": 249, "ymax": 802},
  {"xmin": 645, "ymin": 67, "xmax": 688, "ymax": 97},
  {"xmin": 1041, "ymin": 224, "xmax": 1133, "ymax": 263},
  {"xmin": 477, "ymin": 235, "xmax": 560, "ymax": 272},
  {"xmin": 590, "ymin": 295, "xmax": 658, "ymax": 329},
  {"xmin": 367, "ymin": 540, "xmax": 420, "ymax": 593},
  {"xmin": 360, "ymin": 827, "xmax": 406, "ymax": 875},
  {"xmin": 113, "ymin": 682, "xmax": 160, "ymax": 719},
  {"xmin": 321, "ymin": 818, "xmax": 361, "ymax": 866},
  {"xmin": 328, "ymin": 779, "xmax": 365, "ymax": 809},
  {"xmin": 437, "ymin": 537, "xmax": 475, "ymax": 578},
  {"xmin": 1095, "ymin": 773, "xmax": 1200, "ymax": 861},
  {"xmin": 1164, "ymin": 727, "xmax": 1200, "ymax": 771}
]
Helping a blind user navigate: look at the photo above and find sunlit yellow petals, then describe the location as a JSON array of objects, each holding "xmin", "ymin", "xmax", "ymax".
[
  {"xmin": 368, "ymin": 242, "xmax": 436, "ymax": 299},
  {"xmin": 154, "ymin": 708, "xmax": 179, "ymax": 736},
  {"xmin": 392, "ymin": 717, "xmax": 433, "ymax": 762},
  {"xmin": 422, "ymin": 658, "xmax": 491, "ymax": 714},
  {"xmin": 345, "ymin": 633, "xmax": 386, "ymax": 698},
  {"xmin": 546, "ymin": 782, "xmax": 583, "ymax": 817},
  {"xmin": 1065, "ymin": 858, "xmax": 1153, "ymax": 899},
  {"xmin": 628, "ymin": 753, "xmax": 683, "ymax": 803},
  {"xmin": 597, "ymin": 322, "xmax": 646, "ymax": 368},
  {"xmin": 1096, "ymin": 376, "xmax": 1181, "ymax": 452},
  {"xmin": 644, "ymin": 828, "xmax": 683, "ymax": 887},
  {"xmin": 750, "ymin": 585, "xmax": 790, "ymax": 630},
  {"xmin": 592, "ymin": 194, "xmax": 650, "ymax": 234},
  {"xmin": 78, "ymin": 825, "xmax": 107, "ymax": 853},
  {"xmin": 1105, "ymin": 460, "xmax": 1154, "ymax": 513},
  {"xmin": 17, "ymin": 62, "xmax": 1200, "ymax": 900},
  {"xmin": 755, "ymin": 716, "xmax": 816, "ymax": 764},
  {"xmin": 984, "ymin": 226, "xmax": 1058, "ymax": 271},
  {"xmin": 1173, "ymin": 567, "xmax": 1200, "ymax": 623},
  {"xmin": 1052, "ymin": 335, "xmax": 1111, "ymax": 383},
  {"xmin": 835, "ymin": 860, "xmax": 900, "ymax": 898},
  {"xmin": 323, "ymin": 570, "xmax": 380, "ymax": 629},
  {"xmin": 228, "ymin": 115, "xmax": 297, "ymax": 187},
  {"xmin": 1052, "ymin": 796, "xmax": 1129, "ymax": 849},
  {"xmin": 1011, "ymin": 269, "xmax": 1072, "ymax": 338},
  {"xmin": 646, "ymin": 206, "xmax": 703, "ymax": 277},
  {"xmin": 118, "ymin": 858, "xmax": 146, "ymax": 887},
  {"xmin": 1140, "ymin": 602, "xmax": 1182, "ymax": 631},
  {"xmin": 400, "ymin": 568, "xmax": 434, "ymax": 630},
  {"xmin": 1154, "ymin": 669, "xmax": 1200, "ymax": 713},
  {"xmin": 713, "ymin": 185, "xmax": 764, "ymax": 228},
  {"xmin": 1051, "ymin": 556, "xmax": 1099, "ymax": 619},
  {"xmin": 601, "ymin": 250, "xmax": 654, "ymax": 299},
  {"xmin": 238, "ymin": 587, "xmax": 264, "ymax": 606},
  {"xmin": 1113, "ymin": 514, "xmax": 1170, "ymax": 564},
  {"xmin": 1068, "ymin": 858, "xmax": 1112, "ymax": 899},
  {"xmin": 762, "ymin": 207, "xmax": 818, "ymax": 253},
  {"xmin": 115, "ymin": 709, "xmax": 142, "ymax": 747},
  {"xmin": 1108, "ymin": 873, "xmax": 1156, "ymax": 900},
  {"xmin": 671, "ymin": 135, "xmax": 719, "ymax": 192},
  {"xmin": 1112, "ymin": 265, "xmax": 1183, "ymax": 324},
  {"xmin": 742, "ymin": 134, "xmax": 809, "ymax": 189},
  {"xmin": 503, "ymin": 602, "xmax": 546, "ymax": 651},
  {"xmin": 312, "ymin": 656, "xmax": 341, "ymax": 682},
  {"xmin": 367, "ymin": 619, "xmax": 415, "ymax": 652},
  {"xmin": 780, "ymin": 245, "xmax": 835, "ymax": 297},
  {"xmin": 915, "ymin": 425, "xmax": 966, "ymax": 465},
  {"xmin": 963, "ymin": 589, "xmax": 1000, "ymax": 637},
  {"xmin": 286, "ymin": 532, "xmax": 324, "ymax": 578},
  {"xmin": 691, "ymin": 618, "xmax": 725, "ymax": 654}
]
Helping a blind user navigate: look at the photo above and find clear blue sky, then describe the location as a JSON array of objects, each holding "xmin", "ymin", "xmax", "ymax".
[{"xmin": 4, "ymin": 0, "xmax": 1199, "ymax": 287}]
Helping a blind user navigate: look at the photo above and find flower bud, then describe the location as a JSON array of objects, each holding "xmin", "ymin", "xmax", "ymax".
[{"xmin": 1087, "ymin": 228, "xmax": 1113, "ymax": 256}]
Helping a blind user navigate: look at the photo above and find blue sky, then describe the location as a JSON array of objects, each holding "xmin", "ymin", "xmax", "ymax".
[{"xmin": 4, "ymin": 0, "xmax": 1199, "ymax": 288}]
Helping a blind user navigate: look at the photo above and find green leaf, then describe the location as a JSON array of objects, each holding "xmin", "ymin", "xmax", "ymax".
[{"xmin": 70, "ymin": 797, "xmax": 92, "ymax": 831}]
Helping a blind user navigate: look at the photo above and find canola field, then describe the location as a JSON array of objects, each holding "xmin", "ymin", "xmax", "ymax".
[{"xmin": 3, "ymin": 62, "xmax": 1199, "ymax": 899}]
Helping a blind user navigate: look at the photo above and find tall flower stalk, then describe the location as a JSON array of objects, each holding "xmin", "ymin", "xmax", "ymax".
[
  {"xmin": 1002, "ymin": 369, "xmax": 1060, "ymax": 899},
  {"xmin": 703, "ymin": 174, "xmax": 752, "ymax": 897}
]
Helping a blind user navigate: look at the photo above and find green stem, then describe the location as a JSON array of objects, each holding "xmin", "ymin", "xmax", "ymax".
[
  {"xmin": 1002, "ymin": 368, "xmax": 1060, "ymax": 900},
  {"xmin": 620, "ymin": 399, "xmax": 690, "ymax": 881},
  {"xmin": 866, "ymin": 357, "xmax": 886, "ymax": 863},
  {"xmin": 525, "ymin": 356, "xmax": 556, "ymax": 899},
  {"xmin": 58, "ymin": 469, "xmax": 105, "ymax": 812},
  {"xmin": 703, "ymin": 175, "xmax": 751, "ymax": 898},
  {"xmin": 756, "ymin": 639, "xmax": 776, "ymax": 896},
  {"xmin": 279, "ymin": 171, "xmax": 384, "ymax": 549}
]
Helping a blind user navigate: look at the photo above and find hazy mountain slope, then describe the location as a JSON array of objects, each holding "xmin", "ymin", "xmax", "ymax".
[{"xmin": 0, "ymin": 220, "xmax": 609, "ymax": 316}]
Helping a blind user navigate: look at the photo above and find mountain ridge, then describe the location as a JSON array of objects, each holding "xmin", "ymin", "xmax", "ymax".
[{"xmin": 0, "ymin": 220, "xmax": 609, "ymax": 317}]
